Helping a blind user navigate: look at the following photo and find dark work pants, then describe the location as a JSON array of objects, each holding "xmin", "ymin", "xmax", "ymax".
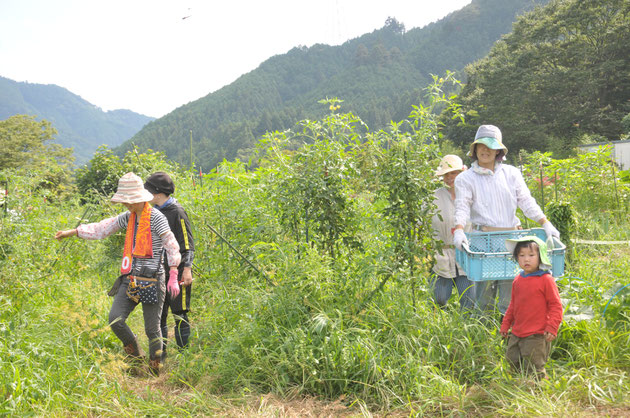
[
  {"xmin": 109, "ymin": 274, "xmax": 165, "ymax": 359},
  {"xmin": 160, "ymin": 284, "xmax": 191, "ymax": 354}
]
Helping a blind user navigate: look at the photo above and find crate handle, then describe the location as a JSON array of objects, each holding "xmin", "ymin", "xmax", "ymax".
[
  {"xmin": 460, "ymin": 242, "xmax": 488, "ymax": 256},
  {"xmin": 547, "ymin": 236, "xmax": 566, "ymax": 250},
  {"xmin": 546, "ymin": 236, "xmax": 555, "ymax": 250}
]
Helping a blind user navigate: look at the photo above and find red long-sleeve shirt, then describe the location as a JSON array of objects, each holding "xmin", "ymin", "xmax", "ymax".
[{"xmin": 500, "ymin": 271, "xmax": 563, "ymax": 337}]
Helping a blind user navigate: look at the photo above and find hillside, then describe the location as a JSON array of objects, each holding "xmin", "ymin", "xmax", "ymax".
[
  {"xmin": 0, "ymin": 76, "xmax": 154, "ymax": 164},
  {"xmin": 120, "ymin": 0, "xmax": 550, "ymax": 171},
  {"xmin": 442, "ymin": 0, "xmax": 630, "ymax": 157}
]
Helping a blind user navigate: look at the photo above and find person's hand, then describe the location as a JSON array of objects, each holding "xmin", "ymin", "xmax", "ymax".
[
  {"xmin": 544, "ymin": 331, "xmax": 556, "ymax": 342},
  {"xmin": 542, "ymin": 221, "xmax": 560, "ymax": 240},
  {"xmin": 500, "ymin": 331, "xmax": 508, "ymax": 338},
  {"xmin": 167, "ymin": 269, "xmax": 180, "ymax": 298},
  {"xmin": 453, "ymin": 229, "xmax": 468, "ymax": 251},
  {"xmin": 180, "ymin": 267, "xmax": 193, "ymax": 287},
  {"xmin": 55, "ymin": 229, "xmax": 76, "ymax": 240}
]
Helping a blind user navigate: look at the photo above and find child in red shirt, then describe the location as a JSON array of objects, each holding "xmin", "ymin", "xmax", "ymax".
[{"xmin": 500, "ymin": 236, "xmax": 563, "ymax": 379}]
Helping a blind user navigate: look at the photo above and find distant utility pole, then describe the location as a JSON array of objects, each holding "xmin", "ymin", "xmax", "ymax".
[{"xmin": 190, "ymin": 130, "xmax": 193, "ymax": 170}]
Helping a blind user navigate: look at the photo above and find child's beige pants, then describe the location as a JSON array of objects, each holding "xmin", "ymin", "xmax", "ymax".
[{"xmin": 506, "ymin": 333, "xmax": 551, "ymax": 378}]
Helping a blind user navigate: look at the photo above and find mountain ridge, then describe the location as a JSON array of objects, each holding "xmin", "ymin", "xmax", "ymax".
[
  {"xmin": 0, "ymin": 76, "xmax": 154, "ymax": 164},
  {"xmin": 119, "ymin": 0, "xmax": 549, "ymax": 170}
]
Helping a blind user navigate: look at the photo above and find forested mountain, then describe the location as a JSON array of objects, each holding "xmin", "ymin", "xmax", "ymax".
[
  {"xmin": 120, "ymin": 0, "xmax": 549, "ymax": 171},
  {"xmin": 442, "ymin": 0, "xmax": 630, "ymax": 158},
  {"xmin": 0, "ymin": 76, "xmax": 154, "ymax": 164}
]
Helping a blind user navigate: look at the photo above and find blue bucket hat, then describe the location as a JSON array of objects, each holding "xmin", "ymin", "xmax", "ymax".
[{"xmin": 467, "ymin": 125, "xmax": 508, "ymax": 158}]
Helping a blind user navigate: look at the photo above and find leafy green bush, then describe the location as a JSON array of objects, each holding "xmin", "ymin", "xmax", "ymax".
[
  {"xmin": 76, "ymin": 145, "xmax": 177, "ymax": 203},
  {"xmin": 2, "ymin": 77, "xmax": 630, "ymax": 415},
  {"xmin": 520, "ymin": 147, "xmax": 630, "ymax": 241},
  {"xmin": 546, "ymin": 200, "xmax": 577, "ymax": 255}
]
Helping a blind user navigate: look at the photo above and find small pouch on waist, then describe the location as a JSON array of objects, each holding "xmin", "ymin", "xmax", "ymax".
[{"xmin": 126, "ymin": 276, "xmax": 159, "ymax": 304}]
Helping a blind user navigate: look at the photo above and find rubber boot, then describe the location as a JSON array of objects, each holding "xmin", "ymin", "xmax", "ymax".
[
  {"xmin": 148, "ymin": 357, "xmax": 161, "ymax": 377},
  {"xmin": 123, "ymin": 338, "xmax": 144, "ymax": 360},
  {"xmin": 123, "ymin": 338, "xmax": 145, "ymax": 375},
  {"xmin": 175, "ymin": 315, "xmax": 191, "ymax": 350}
]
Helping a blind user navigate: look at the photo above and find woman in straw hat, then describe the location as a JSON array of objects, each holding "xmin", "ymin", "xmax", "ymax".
[
  {"xmin": 452, "ymin": 125, "xmax": 560, "ymax": 315},
  {"xmin": 430, "ymin": 154, "xmax": 474, "ymax": 311},
  {"xmin": 55, "ymin": 172, "xmax": 181, "ymax": 376}
]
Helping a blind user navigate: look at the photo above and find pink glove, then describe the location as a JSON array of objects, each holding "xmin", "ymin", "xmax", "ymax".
[{"xmin": 167, "ymin": 269, "xmax": 180, "ymax": 298}]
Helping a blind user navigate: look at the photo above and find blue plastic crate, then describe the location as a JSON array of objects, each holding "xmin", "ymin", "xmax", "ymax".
[{"xmin": 455, "ymin": 228, "xmax": 565, "ymax": 281}]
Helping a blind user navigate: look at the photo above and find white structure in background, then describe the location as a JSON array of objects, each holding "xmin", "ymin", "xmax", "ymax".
[{"xmin": 578, "ymin": 139, "xmax": 630, "ymax": 170}]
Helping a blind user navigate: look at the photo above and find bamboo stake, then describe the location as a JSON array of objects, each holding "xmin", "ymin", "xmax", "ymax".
[
  {"xmin": 201, "ymin": 223, "xmax": 275, "ymax": 287},
  {"xmin": 611, "ymin": 158, "xmax": 620, "ymax": 214},
  {"xmin": 519, "ymin": 153, "xmax": 530, "ymax": 229},
  {"xmin": 539, "ymin": 161, "xmax": 545, "ymax": 212}
]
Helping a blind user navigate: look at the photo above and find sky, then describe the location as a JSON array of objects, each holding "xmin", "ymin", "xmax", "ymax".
[{"xmin": 1, "ymin": 0, "xmax": 472, "ymax": 118}]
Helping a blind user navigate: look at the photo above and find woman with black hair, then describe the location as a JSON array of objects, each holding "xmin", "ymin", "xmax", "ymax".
[{"xmin": 452, "ymin": 125, "xmax": 559, "ymax": 314}]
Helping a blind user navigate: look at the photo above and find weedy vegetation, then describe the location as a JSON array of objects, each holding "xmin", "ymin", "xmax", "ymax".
[{"xmin": 1, "ymin": 77, "xmax": 629, "ymax": 416}]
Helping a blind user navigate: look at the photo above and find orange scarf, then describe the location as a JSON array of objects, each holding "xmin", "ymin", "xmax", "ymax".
[{"xmin": 121, "ymin": 202, "xmax": 153, "ymax": 274}]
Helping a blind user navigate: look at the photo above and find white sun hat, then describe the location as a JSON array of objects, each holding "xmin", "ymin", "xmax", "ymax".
[{"xmin": 110, "ymin": 172, "xmax": 154, "ymax": 204}]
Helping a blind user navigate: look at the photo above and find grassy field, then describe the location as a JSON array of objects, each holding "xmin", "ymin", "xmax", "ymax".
[
  {"xmin": 2, "ymin": 96, "xmax": 629, "ymax": 415},
  {"xmin": 1, "ymin": 168, "xmax": 629, "ymax": 417}
]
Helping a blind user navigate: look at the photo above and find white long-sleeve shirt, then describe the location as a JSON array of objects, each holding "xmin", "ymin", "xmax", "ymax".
[
  {"xmin": 431, "ymin": 187, "xmax": 470, "ymax": 278},
  {"xmin": 454, "ymin": 161, "xmax": 544, "ymax": 229}
]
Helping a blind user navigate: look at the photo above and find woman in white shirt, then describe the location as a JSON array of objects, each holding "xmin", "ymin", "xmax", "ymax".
[
  {"xmin": 452, "ymin": 125, "xmax": 559, "ymax": 314},
  {"xmin": 430, "ymin": 155, "xmax": 473, "ymax": 311}
]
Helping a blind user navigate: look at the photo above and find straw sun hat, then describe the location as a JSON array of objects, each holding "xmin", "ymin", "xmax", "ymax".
[
  {"xmin": 435, "ymin": 154, "xmax": 465, "ymax": 176},
  {"xmin": 110, "ymin": 172, "xmax": 154, "ymax": 204}
]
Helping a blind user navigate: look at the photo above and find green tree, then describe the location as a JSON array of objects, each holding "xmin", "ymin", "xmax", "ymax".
[
  {"xmin": 519, "ymin": 146, "xmax": 629, "ymax": 215},
  {"xmin": 376, "ymin": 74, "xmax": 459, "ymax": 306},
  {"xmin": 75, "ymin": 146, "xmax": 124, "ymax": 200},
  {"xmin": 76, "ymin": 145, "xmax": 176, "ymax": 202},
  {"xmin": 384, "ymin": 17, "xmax": 405, "ymax": 35},
  {"xmin": 0, "ymin": 115, "xmax": 73, "ymax": 170},
  {"xmin": 621, "ymin": 112, "xmax": 630, "ymax": 136},
  {"xmin": 444, "ymin": 0, "xmax": 630, "ymax": 156},
  {"xmin": 265, "ymin": 100, "xmax": 363, "ymax": 260},
  {"xmin": 0, "ymin": 115, "xmax": 75, "ymax": 200}
]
